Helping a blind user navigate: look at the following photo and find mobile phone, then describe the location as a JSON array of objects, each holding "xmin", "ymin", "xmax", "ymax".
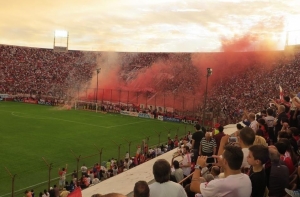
[
  {"xmin": 228, "ymin": 137, "xmax": 238, "ymax": 143},
  {"xmin": 206, "ymin": 156, "xmax": 216, "ymax": 164}
]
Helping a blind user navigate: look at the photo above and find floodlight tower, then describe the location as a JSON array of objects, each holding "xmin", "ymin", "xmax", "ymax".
[
  {"xmin": 53, "ymin": 30, "xmax": 69, "ymax": 52},
  {"xmin": 202, "ymin": 68, "xmax": 213, "ymax": 126}
]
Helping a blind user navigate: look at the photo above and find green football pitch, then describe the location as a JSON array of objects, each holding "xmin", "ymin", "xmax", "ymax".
[{"xmin": 0, "ymin": 102, "xmax": 193, "ymax": 197}]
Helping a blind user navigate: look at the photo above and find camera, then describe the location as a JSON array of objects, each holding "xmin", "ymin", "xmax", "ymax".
[
  {"xmin": 228, "ymin": 137, "xmax": 238, "ymax": 143},
  {"xmin": 206, "ymin": 156, "xmax": 216, "ymax": 164}
]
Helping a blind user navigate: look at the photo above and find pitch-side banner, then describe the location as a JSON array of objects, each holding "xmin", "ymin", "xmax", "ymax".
[
  {"xmin": 138, "ymin": 113, "xmax": 154, "ymax": 119},
  {"xmin": 163, "ymin": 117, "xmax": 181, "ymax": 123},
  {"xmin": 157, "ymin": 115, "xmax": 164, "ymax": 121},
  {"xmin": 120, "ymin": 110, "xmax": 138, "ymax": 117}
]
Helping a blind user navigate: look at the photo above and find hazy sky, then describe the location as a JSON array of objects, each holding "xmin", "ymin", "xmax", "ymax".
[{"xmin": 0, "ymin": 0, "xmax": 299, "ymax": 52}]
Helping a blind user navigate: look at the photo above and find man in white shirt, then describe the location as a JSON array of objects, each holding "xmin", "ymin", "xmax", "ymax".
[
  {"xmin": 81, "ymin": 164, "xmax": 87, "ymax": 176},
  {"xmin": 248, "ymin": 113, "xmax": 258, "ymax": 133},
  {"xmin": 149, "ymin": 159, "xmax": 187, "ymax": 197},
  {"xmin": 180, "ymin": 146, "xmax": 192, "ymax": 177},
  {"xmin": 218, "ymin": 127, "xmax": 255, "ymax": 169},
  {"xmin": 190, "ymin": 146, "xmax": 251, "ymax": 197}
]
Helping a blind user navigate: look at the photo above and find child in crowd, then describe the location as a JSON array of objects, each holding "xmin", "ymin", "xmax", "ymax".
[{"xmin": 247, "ymin": 145, "xmax": 269, "ymax": 197}]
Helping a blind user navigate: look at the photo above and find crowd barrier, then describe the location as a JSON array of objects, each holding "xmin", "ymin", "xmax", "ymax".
[{"xmin": 82, "ymin": 124, "xmax": 238, "ymax": 196}]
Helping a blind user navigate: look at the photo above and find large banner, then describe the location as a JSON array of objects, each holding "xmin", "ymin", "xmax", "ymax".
[
  {"xmin": 120, "ymin": 110, "xmax": 138, "ymax": 117},
  {"xmin": 138, "ymin": 112, "xmax": 154, "ymax": 119},
  {"xmin": 120, "ymin": 110, "xmax": 153, "ymax": 119},
  {"xmin": 181, "ymin": 119, "xmax": 199, "ymax": 125},
  {"xmin": 163, "ymin": 117, "xmax": 181, "ymax": 123},
  {"xmin": 14, "ymin": 98, "xmax": 24, "ymax": 102},
  {"xmin": 24, "ymin": 99, "xmax": 38, "ymax": 104},
  {"xmin": 38, "ymin": 99, "xmax": 53, "ymax": 106}
]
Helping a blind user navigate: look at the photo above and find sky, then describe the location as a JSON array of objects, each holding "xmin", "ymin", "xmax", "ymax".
[{"xmin": 0, "ymin": 0, "xmax": 299, "ymax": 52}]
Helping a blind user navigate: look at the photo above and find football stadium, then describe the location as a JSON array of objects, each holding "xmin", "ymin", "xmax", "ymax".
[{"xmin": 1, "ymin": 1, "xmax": 300, "ymax": 197}]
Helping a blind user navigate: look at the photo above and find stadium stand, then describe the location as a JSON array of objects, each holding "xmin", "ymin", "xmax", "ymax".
[{"xmin": 1, "ymin": 43, "xmax": 300, "ymax": 196}]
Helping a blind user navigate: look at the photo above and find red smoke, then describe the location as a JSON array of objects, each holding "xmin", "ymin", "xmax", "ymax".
[{"xmin": 83, "ymin": 17, "xmax": 286, "ymax": 110}]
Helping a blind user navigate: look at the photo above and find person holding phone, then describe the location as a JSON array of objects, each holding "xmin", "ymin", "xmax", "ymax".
[{"xmin": 190, "ymin": 146, "xmax": 251, "ymax": 197}]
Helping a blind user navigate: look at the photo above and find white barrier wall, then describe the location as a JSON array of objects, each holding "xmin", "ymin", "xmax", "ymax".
[
  {"xmin": 82, "ymin": 149, "xmax": 178, "ymax": 197},
  {"xmin": 82, "ymin": 124, "xmax": 238, "ymax": 197}
]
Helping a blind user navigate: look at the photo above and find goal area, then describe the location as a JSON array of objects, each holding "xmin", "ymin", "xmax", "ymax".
[{"xmin": 74, "ymin": 100, "xmax": 101, "ymax": 113}]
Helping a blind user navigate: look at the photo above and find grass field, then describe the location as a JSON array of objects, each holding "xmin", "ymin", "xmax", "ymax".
[{"xmin": 0, "ymin": 102, "xmax": 193, "ymax": 197}]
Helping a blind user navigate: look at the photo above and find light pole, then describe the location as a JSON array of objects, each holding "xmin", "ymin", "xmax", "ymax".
[
  {"xmin": 202, "ymin": 68, "xmax": 213, "ymax": 127},
  {"xmin": 96, "ymin": 68, "xmax": 101, "ymax": 103}
]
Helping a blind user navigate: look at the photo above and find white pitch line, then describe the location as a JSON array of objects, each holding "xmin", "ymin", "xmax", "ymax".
[
  {"xmin": 8, "ymin": 111, "xmax": 151, "ymax": 129},
  {"xmin": 106, "ymin": 120, "xmax": 150, "ymax": 128},
  {"xmin": 11, "ymin": 112, "xmax": 49, "ymax": 120},
  {"xmin": 10, "ymin": 112, "xmax": 109, "ymax": 128}
]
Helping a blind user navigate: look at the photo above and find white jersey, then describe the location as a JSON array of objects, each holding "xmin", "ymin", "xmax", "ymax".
[
  {"xmin": 181, "ymin": 153, "xmax": 192, "ymax": 176},
  {"xmin": 200, "ymin": 173, "xmax": 251, "ymax": 197},
  {"xmin": 149, "ymin": 181, "xmax": 187, "ymax": 197},
  {"xmin": 264, "ymin": 116, "xmax": 275, "ymax": 127}
]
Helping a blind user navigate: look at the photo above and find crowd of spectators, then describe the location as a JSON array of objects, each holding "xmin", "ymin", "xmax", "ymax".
[
  {"xmin": 0, "ymin": 45, "xmax": 97, "ymax": 97},
  {"xmin": 207, "ymin": 53, "xmax": 300, "ymax": 124},
  {"xmin": 143, "ymin": 101, "xmax": 300, "ymax": 197},
  {"xmin": 23, "ymin": 133, "xmax": 192, "ymax": 197},
  {"xmin": 2, "ymin": 44, "xmax": 299, "ymax": 196}
]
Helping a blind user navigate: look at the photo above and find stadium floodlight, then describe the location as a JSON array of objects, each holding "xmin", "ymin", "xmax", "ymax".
[
  {"xmin": 53, "ymin": 30, "xmax": 69, "ymax": 52},
  {"xmin": 202, "ymin": 68, "xmax": 213, "ymax": 126},
  {"xmin": 55, "ymin": 30, "xmax": 68, "ymax": 37}
]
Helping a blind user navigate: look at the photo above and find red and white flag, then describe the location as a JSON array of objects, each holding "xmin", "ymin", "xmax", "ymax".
[{"xmin": 279, "ymin": 85, "xmax": 283, "ymax": 101}]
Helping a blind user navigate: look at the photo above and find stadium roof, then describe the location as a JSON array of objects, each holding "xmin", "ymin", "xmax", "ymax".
[{"xmin": 0, "ymin": 0, "xmax": 299, "ymax": 52}]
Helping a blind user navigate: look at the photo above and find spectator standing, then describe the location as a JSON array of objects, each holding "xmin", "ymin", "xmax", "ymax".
[
  {"xmin": 218, "ymin": 127, "xmax": 255, "ymax": 169},
  {"xmin": 199, "ymin": 132, "xmax": 216, "ymax": 164},
  {"xmin": 58, "ymin": 164, "xmax": 67, "ymax": 189},
  {"xmin": 290, "ymin": 92, "xmax": 300, "ymax": 128},
  {"xmin": 149, "ymin": 159, "xmax": 187, "ymax": 197},
  {"xmin": 48, "ymin": 187, "xmax": 54, "ymax": 197},
  {"xmin": 42, "ymin": 189, "xmax": 50, "ymax": 197},
  {"xmin": 191, "ymin": 124, "xmax": 204, "ymax": 162},
  {"xmin": 247, "ymin": 145, "xmax": 269, "ymax": 197},
  {"xmin": 267, "ymin": 146, "xmax": 289, "ymax": 197},
  {"xmin": 257, "ymin": 118, "xmax": 269, "ymax": 143},
  {"xmin": 274, "ymin": 142, "xmax": 295, "ymax": 175},
  {"xmin": 190, "ymin": 146, "xmax": 251, "ymax": 197},
  {"xmin": 180, "ymin": 146, "xmax": 192, "ymax": 177},
  {"xmin": 264, "ymin": 108, "xmax": 275, "ymax": 144},
  {"xmin": 248, "ymin": 113, "xmax": 258, "ymax": 133},
  {"xmin": 171, "ymin": 160, "xmax": 184, "ymax": 183},
  {"xmin": 274, "ymin": 105, "xmax": 288, "ymax": 143},
  {"xmin": 213, "ymin": 125, "xmax": 225, "ymax": 153},
  {"xmin": 81, "ymin": 164, "xmax": 87, "ymax": 176},
  {"xmin": 53, "ymin": 185, "xmax": 59, "ymax": 197}
]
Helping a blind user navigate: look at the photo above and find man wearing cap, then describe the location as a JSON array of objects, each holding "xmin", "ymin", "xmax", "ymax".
[{"xmin": 212, "ymin": 123, "xmax": 220, "ymax": 136}]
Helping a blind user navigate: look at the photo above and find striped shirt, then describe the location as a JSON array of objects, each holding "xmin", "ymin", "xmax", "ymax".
[{"xmin": 200, "ymin": 138, "xmax": 217, "ymax": 153}]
